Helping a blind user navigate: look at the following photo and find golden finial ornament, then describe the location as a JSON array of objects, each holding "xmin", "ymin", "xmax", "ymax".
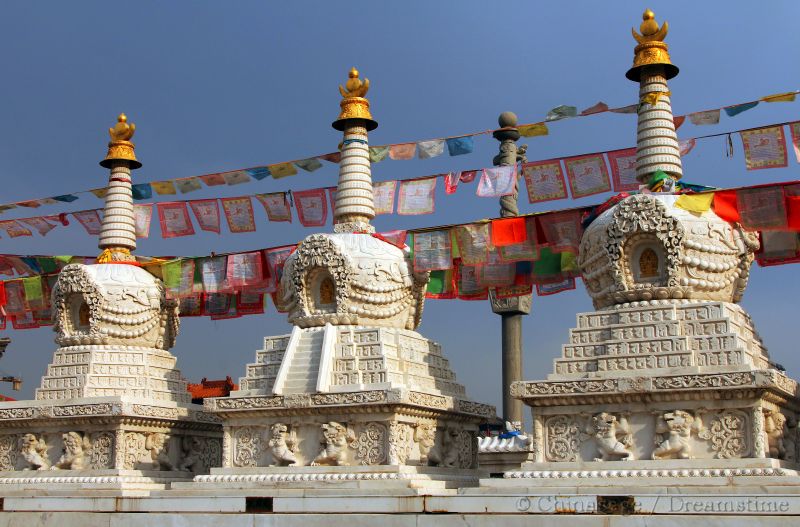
[
  {"xmin": 626, "ymin": 9, "xmax": 679, "ymax": 81},
  {"xmin": 100, "ymin": 113, "xmax": 142, "ymax": 169},
  {"xmin": 333, "ymin": 67, "xmax": 378, "ymax": 131}
]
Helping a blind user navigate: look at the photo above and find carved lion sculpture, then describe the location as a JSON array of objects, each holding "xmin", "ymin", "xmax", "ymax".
[
  {"xmin": 146, "ymin": 432, "xmax": 175, "ymax": 471},
  {"xmin": 442, "ymin": 428, "xmax": 462, "ymax": 468},
  {"xmin": 764, "ymin": 410, "xmax": 788, "ymax": 460},
  {"xmin": 51, "ymin": 431, "xmax": 91, "ymax": 470},
  {"xmin": 311, "ymin": 421, "xmax": 353, "ymax": 466},
  {"xmin": 268, "ymin": 423, "xmax": 298, "ymax": 467},
  {"xmin": 652, "ymin": 410, "xmax": 701, "ymax": 460},
  {"xmin": 178, "ymin": 436, "xmax": 203, "ymax": 472},
  {"xmin": 589, "ymin": 412, "xmax": 633, "ymax": 461},
  {"xmin": 414, "ymin": 423, "xmax": 441, "ymax": 466},
  {"xmin": 19, "ymin": 433, "xmax": 50, "ymax": 470}
]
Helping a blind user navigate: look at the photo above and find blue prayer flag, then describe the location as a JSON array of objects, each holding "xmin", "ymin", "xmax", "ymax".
[
  {"xmin": 446, "ymin": 136, "xmax": 474, "ymax": 156},
  {"xmin": 723, "ymin": 101, "xmax": 758, "ymax": 117},
  {"xmin": 52, "ymin": 194, "xmax": 79, "ymax": 203},
  {"xmin": 246, "ymin": 168, "xmax": 271, "ymax": 180},
  {"xmin": 131, "ymin": 183, "xmax": 153, "ymax": 200}
]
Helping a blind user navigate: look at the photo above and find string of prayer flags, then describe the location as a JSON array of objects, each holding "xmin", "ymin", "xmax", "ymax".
[
  {"xmin": 189, "ymin": 199, "xmax": 221, "ymax": 234},
  {"xmin": 226, "ymin": 251, "xmax": 266, "ymax": 289},
  {"xmin": 518, "ymin": 123, "xmax": 548, "ymax": 137},
  {"xmin": 373, "ymin": 181, "xmax": 397, "ymax": 215},
  {"xmin": 545, "ymin": 105, "xmax": 578, "ymax": 122},
  {"xmin": 724, "ymin": 101, "xmax": 758, "ymax": 117},
  {"xmin": 412, "ymin": 230, "xmax": 452, "ymax": 272},
  {"xmin": 564, "ymin": 154, "xmax": 612, "ymax": 198},
  {"xmin": 740, "ymin": 126, "xmax": 788, "ymax": 170},
  {"xmin": 19, "ymin": 217, "xmax": 55, "ymax": 237},
  {"xmin": 293, "ymin": 188, "xmax": 328, "ymax": 227},
  {"xmin": 157, "ymin": 202, "xmax": 195, "ymax": 238},
  {"xmin": 606, "ymin": 148, "xmax": 639, "ymax": 192},
  {"xmin": 294, "ymin": 158, "xmax": 323, "ymax": 172},
  {"xmin": 389, "ymin": 143, "xmax": 416, "ymax": 160},
  {"xmin": 790, "ymin": 122, "xmax": 800, "ymax": 163},
  {"xmin": 221, "ymin": 197, "xmax": 256, "ymax": 233},
  {"xmin": 522, "ymin": 160, "xmax": 568, "ymax": 203},
  {"xmin": 417, "ymin": 139, "xmax": 445, "ymax": 159},
  {"xmin": 397, "ymin": 178, "xmax": 437, "ymax": 215},
  {"xmin": 72, "ymin": 210, "xmax": 103, "ymax": 235},
  {"xmin": 176, "ymin": 179, "xmax": 202, "ymax": 194},
  {"xmin": 737, "ymin": 186, "xmax": 787, "ymax": 230},
  {"xmin": 268, "ymin": 162, "xmax": 298, "ymax": 179},
  {"xmin": 476, "ymin": 165, "xmax": 516, "ymax": 198},
  {"xmin": 688, "ymin": 110, "xmax": 721, "ymax": 126},
  {"xmin": 445, "ymin": 136, "xmax": 474, "ymax": 156},
  {"xmin": 133, "ymin": 204, "xmax": 153, "ymax": 238},
  {"xmin": 255, "ymin": 193, "xmax": 292, "ymax": 223}
]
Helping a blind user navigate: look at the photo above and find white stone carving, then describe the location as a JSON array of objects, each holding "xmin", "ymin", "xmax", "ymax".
[
  {"xmin": 51, "ymin": 431, "xmax": 91, "ymax": 470},
  {"xmin": 698, "ymin": 410, "xmax": 750, "ymax": 459},
  {"xmin": 414, "ymin": 423, "xmax": 440, "ymax": 466},
  {"xmin": 651, "ymin": 410, "xmax": 702, "ymax": 460},
  {"xmin": 146, "ymin": 432, "xmax": 175, "ymax": 471},
  {"xmin": 352, "ymin": 422, "xmax": 387, "ymax": 465},
  {"xmin": 19, "ymin": 433, "xmax": 50, "ymax": 470},
  {"xmin": 311, "ymin": 422, "xmax": 354, "ymax": 466},
  {"xmin": 178, "ymin": 436, "xmax": 204, "ymax": 472},
  {"xmin": 764, "ymin": 409, "xmax": 788, "ymax": 459},
  {"xmin": 267, "ymin": 423, "xmax": 297, "ymax": 467},
  {"xmin": 589, "ymin": 412, "xmax": 633, "ymax": 461}
]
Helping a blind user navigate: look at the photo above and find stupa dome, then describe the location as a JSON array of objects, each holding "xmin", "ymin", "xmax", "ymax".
[
  {"xmin": 579, "ymin": 193, "xmax": 760, "ymax": 310},
  {"xmin": 276, "ymin": 232, "xmax": 428, "ymax": 329},
  {"xmin": 52, "ymin": 263, "xmax": 179, "ymax": 349}
]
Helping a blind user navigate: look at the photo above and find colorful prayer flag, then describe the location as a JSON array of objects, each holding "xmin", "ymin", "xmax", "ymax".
[
  {"xmin": 737, "ymin": 186, "xmax": 787, "ymax": 230},
  {"xmin": 318, "ymin": 152, "xmax": 341, "ymax": 164},
  {"xmin": 151, "ymin": 181, "xmax": 178, "ymax": 195},
  {"xmin": 3, "ymin": 280, "xmax": 25, "ymax": 314},
  {"xmin": 237, "ymin": 292, "xmax": 265, "ymax": 315},
  {"xmin": 417, "ymin": 139, "xmax": 445, "ymax": 159},
  {"xmin": 679, "ymin": 139, "xmax": 697, "ymax": 156},
  {"xmin": 389, "ymin": 143, "xmax": 416, "ymax": 160},
  {"xmin": 269, "ymin": 162, "xmax": 297, "ymax": 179},
  {"xmin": 444, "ymin": 172, "xmax": 460, "ymax": 195},
  {"xmin": 221, "ymin": 196, "xmax": 256, "ymax": 233},
  {"xmin": 19, "ymin": 217, "xmax": 56, "ymax": 236},
  {"xmin": 521, "ymin": 160, "xmax": 568, "ymax": 203},
  {"xmin": 294, "ymin": 158, "xmax": 323, "ymax": 172},
  {"xmin": 90, "ymin": 188, "xmax": 108, "ymax": 199},
  {"xmin": 757, "ymin": 231, "xmax": 800, "ymax": 266},
  {"xmin": 545, "ymin": 105, "xmax": 577, "ymax": 122},
  {"xmin": 496, "ymin": 218, "xmax": 538, "ymax": 263},
  {"xmin": 539, "ymin": 211, "xmax": 582, "ymax": 252},
  {"xmin": 369, "ymin": 146, "xmax": 390, "ymax": 163},
  {"xmin": 163, "ymin": 259, "xmax": 195, "ymax": 298},
  {"xmin": 264, "ymin": 246, "xmax": 296, "ymax": 293},
  {"xmin": 175, "ymin": 178, "xmax": 202, "ymax": 194},
  {"xmin": 247, "ymin": 168, "xmax": 271, "ymax": 180},
  {"xmin": 454, "ymin": 223, "xmax": 491, "ymax": 265},
  {"xmin": 673, "ymin": 115, "xmax": 686, "ymax": 130},
  {"xmin": 12, "ymin": 311, "xmax": 38, "ymax": 329},
  {"xmin": 740, "ymin": 126, "xmax": 788, "ymax": 170},
  {"xmin": 178, "ymin": 294, "xmax": 204, "ymax": 316},
  {"xmin": 476, "ymin": 165, "xmax": 516, "ymax": 198},
  {"xmin": 52, "ymin": 194, "xmax": 79, "ymax": 203},
  {"xmin": 688, "ymin": 110, "xmax": 720, "ymax": 126},
  {"xmin": 536, "ymin": 278, "xmax": 576, "ymax": 296},
  {"xmin": 455, "ymin": 262, "xmax": 488, "ymax": 300},
  {"xmin": 425, "ymin": 269, "xmax": 455, "ymax": 299},
  {"xmin": 226, "ymin": 251, "xmax": 266, "ymax": 289},
  {"xmin": 189, "ymin": 199, "xmax": 221, "ymax": 234},
  {"xmin": 580, "ymin": 102, "xmax": 609, "ymax": 115},
  {"xmin": 223, "ymin": 170, "xmax": 251, "ymax": 186},
  {"xmin": 563, "ymin": 154, "xmax": 611, "ymax": 198},
  {"xmin": 199, "ymin": 256, "xmax": 229, "ymax": 293},
  {"xmin": 131, "ymin": 183, "xmax": 153, "ymax": 200},
  {"xmin": 609, "ymin": 104, "xmax": 638, "ymax": 114},
  {"xmin": 761, "ymin": 92, "xmax": 797, "ymax": 103},
  {"xmin": 606, "ymin": 148, "xmax": 639, "ymax": 192},
  {"xmin": 199, "ymin": 173, "xmax": 227, "ymax": 187},
  {"xmin": 255, "ymin": 193, "xmax": 292, "ymax": 222},
  {"xmin": 133, "ymin": 204, "xmax": 153, "ymax": 238},
  {"xmin": 157, "ymin": 202, "xmax": 195, "ymax": 238},
  {"xmin": 293, "ymin": 188, "xmax": 328, "ymax": 227},
  {"xmin": 724, "ymin": 101, "xmax": 758, "ymax": 117},
  {"xmin": 373, "ymin": 181, "xmax": 397, "ymax": 215},
  {"xmin": 491, "ymin": 217, "xmax": 527, "ymax": 247},
  {"xmin": 518, "ymin": 123, "xmax": 549, "ymax": 137},
  {"xmin": 675, "ymin": 193, "xmax": 715, "ymax": 214},
  {"xmin": 72, "ymin": 210, "xmax": 103, "ymax": 235},
  {"xmin": 397, "ymin": 178, "xmax": 437, "ymax": 215},
  {"xmin": 476, "ymin": 251, "xmax": 515, "ymax": 287},
  {"xmin": 445, "ymin": 136, "xmax": 474, "ymax": 156},
  {"xmin": 413, "ymin": 230, "xmax": 452, "ymax": 271},
  {"xmin": 375, "ymin": 230, "xmax": 407, "ymax": 248}
]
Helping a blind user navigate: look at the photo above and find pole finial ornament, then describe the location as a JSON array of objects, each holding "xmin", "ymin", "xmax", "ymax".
[
  {"xmin": 100, "ymin": 113, "xmax": 141, "ymax": 169},
  {"xmin": 626, "ymin": 9, "xmax": 678, "ymax": 81},
  {"xmin": 333, "ymin": 67, "xmax": 377, "ymax": 131}
]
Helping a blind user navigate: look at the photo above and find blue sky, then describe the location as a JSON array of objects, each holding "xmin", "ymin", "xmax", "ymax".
[{"xmin": 0, "ymin": 1, "xmax": 798, "ymax": 410}]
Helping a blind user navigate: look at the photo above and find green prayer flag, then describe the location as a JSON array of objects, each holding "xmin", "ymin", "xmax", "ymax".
[
  {"xmin": 36, "ymin": 257, "xmax": 58, "ymax": 274},
  {"xmin": 162, "ymin": 260, "xmax": 183, "ymax": 289},
  {"xmin": 533, "ymin": 248, "xmax": 562, "ymax": 277},
  {"xmin": 561, "ymin": 252, "xmax": 578, "ymax": 272},
  {"xmin": 22, "ymin": 276, "xmax": 43, "ymax": 301},
  {"xmin": 369, "ymin": 146, "xmax": 390, "ymax": 163},
  {"xmin": 426, "ymin": 269, "xmax": 454, "ymax": 297}
]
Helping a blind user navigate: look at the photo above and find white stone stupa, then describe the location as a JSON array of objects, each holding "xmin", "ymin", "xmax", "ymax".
[
  {"xmin": 190, "ymin": 68, "xmax": 494, "ymax": 491},
  {"xmin": 0, "ymin": 115, "xmax": 222, "ymax": 491},
  {"xmin": 498, "ymin": 10, "xmax": 800, "ymax": 488}
]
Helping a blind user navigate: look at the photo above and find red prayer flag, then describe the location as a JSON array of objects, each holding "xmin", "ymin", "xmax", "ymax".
[
  {"xmin": 606, "ymin": 148, "xmax": 639, "ymax": 192},
  {"xmin": 19, "ymin": 217, "xmax": 56, "ymax": 236},
  {"xmin": 293, "ymin": 188, "xmax": 328, "ymax": 227},
  {"xmin": 0, "ymin": 220, "xmax": 33, "ymax": 238},
  {"xmin": 491, "ymin": 217, "xmax": 527, "ymax": 247},
  {"xmin": 784, "ymin": 184, "xmax": 800, "ymax": 230},
  {"xmin": 712, "ymin": 190, "xmax": 740, "ymax": 223},
  {"xmin": 221, "ymin": 197, "xmax": 256, "ymax": 233},
  {"xmin": 157, "ymin": 202, "xmax": 195, "ymax": 238},
  {"xmin": 72, "ymin": 210, "xmax": 103, "ymax": 235},
  {"xmin": 255, "ymin": 193, "xmax": 292, "ymax": 222},
  {"xmin": 189, "ymin": 199, "xmax": 221, "ymax": 234},
  {"xmin": 199, "ymin": 173, "xmax": 227, "ymax": 186},
  {"xmin": 522, "ymin": 160, "xmax": 568, "ymax": 203},
  {"xmin": 563, "ymin": 154, "xmax": 611, "ymax": 198}
]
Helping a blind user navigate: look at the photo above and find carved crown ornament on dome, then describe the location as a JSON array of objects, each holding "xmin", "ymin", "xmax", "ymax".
[
  {"xmin": 52, "ymin": 263, "xmax": 179, "ymax": 349},
  {"xmin": 277, "ymin": 233, "xmax": 428, "ymax": 330},
  {"xmin": 578, "ymin": 194, "xmax": 760, "ymax": 309}
]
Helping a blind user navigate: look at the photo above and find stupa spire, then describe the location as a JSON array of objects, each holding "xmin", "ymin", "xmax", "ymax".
[
  {"xmin": 97, "ymin": 113, "xmax": 142, "ymax": 263},
  {"xmin": 627, "ymin": 9, "xmax": 683, "ymax": 190},
  {"xmin": 331, "ymin": 67, "xmax": 377, "ymax": 233}
]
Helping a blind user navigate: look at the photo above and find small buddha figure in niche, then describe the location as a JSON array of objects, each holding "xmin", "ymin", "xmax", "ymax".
[
  {"xmin": 319, "ymin": 277, "xmax": 335, "ymax": 306},
  {"xmin": 639, "ymin": 248, "xmax": 659, "ymax": 279},
  {"xmin": 77, "ymin": 302, "xmax": 90, "ymax": 329}
]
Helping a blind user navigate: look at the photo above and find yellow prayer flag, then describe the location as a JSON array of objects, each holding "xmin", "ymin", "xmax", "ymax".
[
  {"xmin": 90, "ymin": 188, "xmax": 108, "ymax": 199},
  {"xmin": 761, "ymin": 92, "xmax": 797, "ymax": 103},
  {"xmin": 675, "ymin": 193, "xmax": 715, "ymax": 214},
  {"xmin": 151, "ymin": 181, "xmax": 177, "ymax": 195},
  {"xmin": 269, "ymin": 162, "xmax": 298, "ymax": 179},
  {"xmin": 560, "ymin": 251, "xmax": 578, "ymax": 272},
  {"xmin": 641, "ymin": 91, "xmax": 670, "ymax": 106},
  {"xmin": 518, "ymin": 123, "xmax": 549, "ymax": 137}
]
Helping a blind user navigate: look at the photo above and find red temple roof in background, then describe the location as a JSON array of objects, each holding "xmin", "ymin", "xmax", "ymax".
[
  {"xmin": 187, "ymin": 376, "xmax": 237, "ymax": 403},
  {"xmin": 0, "ymin": 394, "xmax": 16, "ymax": 402}
]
